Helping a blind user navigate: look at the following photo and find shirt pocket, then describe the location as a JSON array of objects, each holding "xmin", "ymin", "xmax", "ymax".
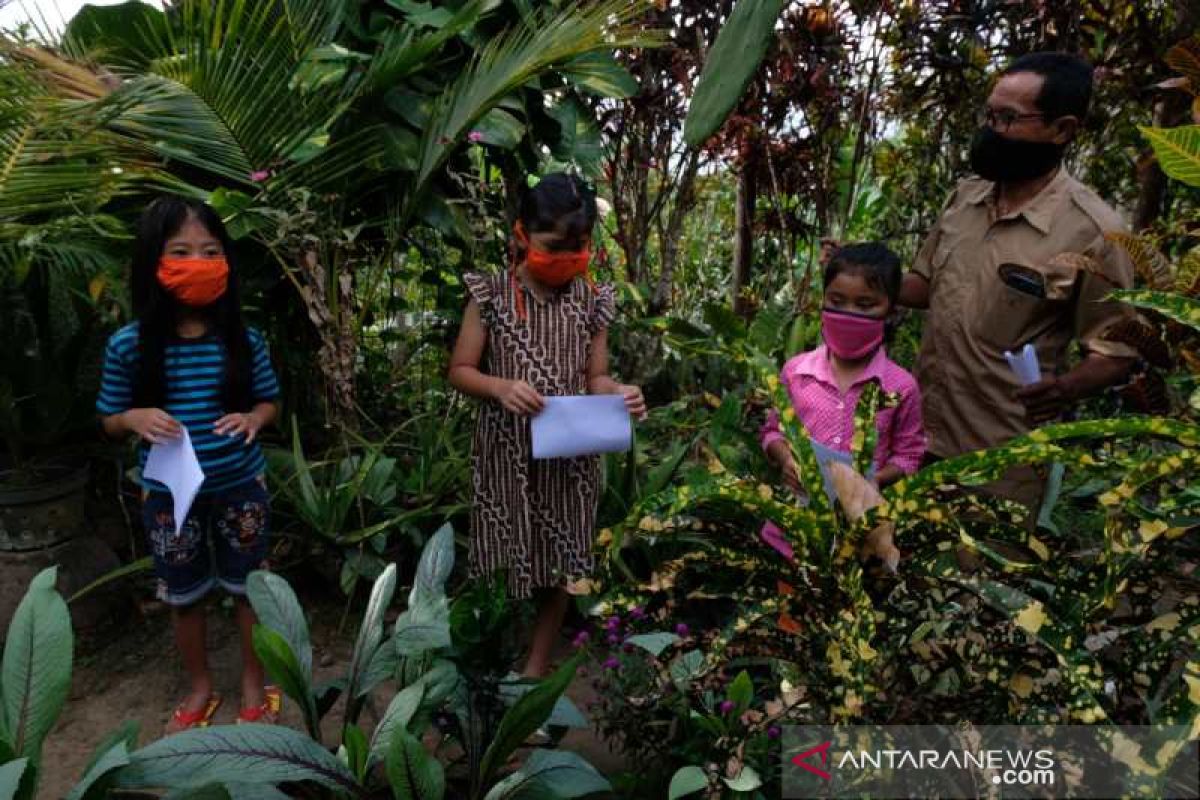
[{"xmin": 972, "ymin": 260, "xmax": 1073, "ymax": 353}]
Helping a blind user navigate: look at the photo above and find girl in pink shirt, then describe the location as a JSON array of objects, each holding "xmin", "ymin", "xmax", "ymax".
[{"xmin": 761, "ymin": 243, "xmax": 925, "ymax": 508}]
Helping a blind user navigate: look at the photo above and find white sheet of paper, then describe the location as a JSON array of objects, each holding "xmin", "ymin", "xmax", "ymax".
[
  {"xmin": 1004, "ymin": 342, "xmax": 1042, "ymax": 386},
  {"xmin": 531, "ymin": 395, "xmax": 632, "ymax": 459},
  {"xmin": 143, "ymin": 427, "xmax": 205, "ymax": 535}
]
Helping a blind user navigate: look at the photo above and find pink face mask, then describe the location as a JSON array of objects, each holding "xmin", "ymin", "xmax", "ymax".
[{"xmin": 821, "ymin": 308, "xmax": 885, "ymax": 360}]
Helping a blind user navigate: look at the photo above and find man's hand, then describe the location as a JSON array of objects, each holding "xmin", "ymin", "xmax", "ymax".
[{"xmin": 1015, "ymin": 376, "xmax": 1076, "ymax": 425}]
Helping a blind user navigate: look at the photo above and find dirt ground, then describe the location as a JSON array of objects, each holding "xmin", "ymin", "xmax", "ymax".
[{"xmin": 40, "ymin": 597, "xmax": 624, "ymax": 798}]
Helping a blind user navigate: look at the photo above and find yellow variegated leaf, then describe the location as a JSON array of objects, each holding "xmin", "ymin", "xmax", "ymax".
[
  {"xmin": 1014, "ymin": 601, "xmax": 1047, "ymax": 635},
  {"xmin": 1104, "ymin": 232, "xmax": 1173, "ymax": 290},
  {"xmin": 1140, "ymin": 125, "xmax": 1200, "ymax": 187}
]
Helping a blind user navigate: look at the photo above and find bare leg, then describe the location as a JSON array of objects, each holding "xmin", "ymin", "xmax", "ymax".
[
  {"xmin": 523, "ymin": 588, "xmax": 570, "ymax": 679},
  {"xmin": 235, "ymin": 598, "xmax": 266, "ymax": 712},
  {"xmin": 167, "ymin": 602, "xmax": 214, "ymax": 731}
]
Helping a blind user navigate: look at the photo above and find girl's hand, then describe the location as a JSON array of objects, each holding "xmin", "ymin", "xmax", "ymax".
[
  {"xmin": 215, "ymin": 412, "xmax": 263, "ymax": 445},
  {"xmin": 778, "ymin": 451, "xmax": 803, "ymax": 497},
  {"xmin": 619, "ymin": 384, "xmax": 647, "ymax": 419},
  {"xmin": 496, "ymin": 380, "xmax": 545, "ymax": 416},
  {"xmin": 123, "ymin": 408, "xmax": 182, "ymax": 445}
]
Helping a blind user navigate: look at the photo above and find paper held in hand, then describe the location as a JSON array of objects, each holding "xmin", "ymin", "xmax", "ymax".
[
  {"xmin": 531, "ymin": 395, "xmax": 632, "ymax": 459},
  {"xmin": 143, "ymin": 426, "xmax": 205, "ymax": 535},
  {"xmin": 1004, "ymin": 342, "xmax": 1042, "ymax": 386}
]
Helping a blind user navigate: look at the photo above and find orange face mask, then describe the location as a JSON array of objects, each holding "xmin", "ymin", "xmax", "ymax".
[
  {"xmin": 157, "ymin": 256, "xmax": 229, "ymax": 307},
  {"xmin": 514, "ymin": 222, "xmax": 590, "ymax": 288}
]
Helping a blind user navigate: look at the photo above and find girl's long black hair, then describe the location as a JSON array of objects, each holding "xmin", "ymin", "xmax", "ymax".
[{"xmin": 131, "ymin": 195, "xmax": 253, "ymax": 412}]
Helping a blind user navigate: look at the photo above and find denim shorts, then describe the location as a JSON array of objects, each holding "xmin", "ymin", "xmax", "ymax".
[{"xmin": 141, "ymin": 475, "xmax": 270, "ymax": 606}]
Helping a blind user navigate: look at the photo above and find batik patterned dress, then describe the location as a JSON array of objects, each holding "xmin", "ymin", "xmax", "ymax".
[{"xmin": 462, "ymin": 270, "xmax": 616, "ymax": 599}]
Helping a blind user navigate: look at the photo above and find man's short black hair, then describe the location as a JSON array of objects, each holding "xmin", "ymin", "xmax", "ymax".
[
  {"xmin": 823, "ymin": 242, "xmax": 902, "ymax": 306},
  {"xmin": 1001, "ymin": 52, "xmax": 1093, "ymax": 121}
]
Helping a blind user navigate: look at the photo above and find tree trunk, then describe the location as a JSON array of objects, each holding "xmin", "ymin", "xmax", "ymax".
[{"xmin": 732, "ymin": 142, "xmax": 758, "ymax": 318}]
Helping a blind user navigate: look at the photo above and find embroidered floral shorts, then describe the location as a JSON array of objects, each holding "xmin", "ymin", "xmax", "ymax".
[{"xmin": 141, "ymin": 475, "xmax": 270, "ymax": 606}]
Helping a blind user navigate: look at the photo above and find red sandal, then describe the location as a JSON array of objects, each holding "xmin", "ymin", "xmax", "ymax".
[
  {"xmin": 237, "ymin": 685, "xmax": 282, "ymax": 724},
  {"xmin": 166, "ymin": 693, "xmax": 222, "ymax": 734}
]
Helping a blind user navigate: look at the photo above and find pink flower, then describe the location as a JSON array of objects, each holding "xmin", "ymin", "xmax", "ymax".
[
  {"xmin": 249, "ymin": 170, "xmax": 270, "ymax": 182},
  {"xmin": 467, "ymin": 130, "xmax": 485, "ymax": 144},
  {"xmin": 572, "ymin": 631, "xmax": 590, "ymax": 649},
  {"xmin": 674, "ymin": 623, "xmax": 690, "ymax": 637},
  {"xmin": 603, "ymin": 657, "xmax": 621, "ymax": 671},
  {"xmin": 719, "ymin": 700, "xmax": 735, "ymax": 715}
]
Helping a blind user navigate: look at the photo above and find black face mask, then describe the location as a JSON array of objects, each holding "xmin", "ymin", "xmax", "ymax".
[{"xmin": 969, "ymin": 126, "xmax": 1065, "ymax": 183}]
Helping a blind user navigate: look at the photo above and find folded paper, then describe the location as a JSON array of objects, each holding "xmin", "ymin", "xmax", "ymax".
[
  {"xmin": 1004, "ymin": 342, "xmax": 1042, "ymax": 386},
  {"xmin": 531, "ymin": 395, "xmax": 632, "ymax": 459},
  {"xmin": 143, "ymin": 427, "xmax": 205, "ymax": 535}
]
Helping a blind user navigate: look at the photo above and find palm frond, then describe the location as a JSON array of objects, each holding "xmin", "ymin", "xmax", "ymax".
[{"xmin": 406, "ymin": 0, "xmax": 657, "ymax": 218}]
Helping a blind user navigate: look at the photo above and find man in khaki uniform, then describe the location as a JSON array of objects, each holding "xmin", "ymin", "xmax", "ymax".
[{"xmin": 901, "ymin": 53, "xmax": 1137, "ymax": 509}]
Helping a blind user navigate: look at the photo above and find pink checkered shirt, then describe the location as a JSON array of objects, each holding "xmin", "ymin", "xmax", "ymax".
[{"xmin": 759, "ymin": 345, "xmax": 926, "ymax": 475}]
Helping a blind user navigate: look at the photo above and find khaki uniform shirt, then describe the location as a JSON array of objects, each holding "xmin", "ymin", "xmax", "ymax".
[{"xmin": 912, "ymin": 168, "xmax": 1136, "ymax": 458}]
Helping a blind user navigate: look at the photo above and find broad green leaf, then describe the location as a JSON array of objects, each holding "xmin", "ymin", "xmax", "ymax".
[
  {"xmin": 2, "ymin": 568, "xmax": 72, "ymax": 761},
  {"xmin": 342, "ymin": 724, "xmax": 368, "ymax": 782},
  {"xmin": 346, "ymin": 564, "xmax": 398, "ymax": 708},
  {"xmin": 113, "ymin": 724, "xmax": 357, "ymax": 792},
  {"xmin": 62, "ymin": 0, "xmax": 169, "ymax": 70},
  {"xmin": 478, "ymin": 653, "xmax": 582, "ymax": 789},
  {"xmin": 250, "ymin": 626, "xmax": 319, "ymax": 739},
  {"xmin": 358, "ymin": 636, "xmax": 399, "ymax": 699},
  {"xmin": 161, "ymin": 785, "xmax": 231, "ymax": 800},
  {"xmin": 246, "ymin": 572, "xmax": 312, "ymax": 684},
  {"xmin": 670, "ymin": 650, "xmax": 705, "ymax": 690},
  {"xmin": 683, "ymin": 0, "xmax": 786, "ymax": 147},
  {"xmin": 483, "ymin": 750, "xmax": 611, "ymax": 799},
  {"xmin": 624, "ymin": 633, "xmax": 680, "ymax": 657},
  {"xmin": 472, "ymin": 108, "xmax": 526, "ymax": 149},
  {"xmin": 1141, "ymin": 125, "xmax": 1200, "ymax": 187},
  {"xmin": 726, "ymin": 670, "xmax": 753, "ymax": 713},
  {"xmin": 498, "ymin": 680, "xmax": 588, "ymax": 728},
  {"xmin": 385, "ymin": 728, "xmax": 444, "ymax": 800},
  {"xmin": 560, "ymin": 52, "xmax": 638, "ymax": 98},
  {"xmin": 0, "ymin": 760, "xmax": 27, "ymax": 800},
  {"xmin": 224, "ymin": 785, "xmax": 290, "ymax": 800},
  {"xmin": 668, "ymin": 766, "xmax": 709, "ymax": 799},
  {"xmin": 410, "ymin": 524, "xmax": 456, "ymax": 607},
  {"xmin": 369, "ymin": 660, "xmax": 457, "ymax": 767},
  {"xmin": 722, "ymin": 765, "xmax": 762, "ymax": 791},
  {"xmin": 67, "ymin": 738, "xmax": 131, "ymax": 800}
]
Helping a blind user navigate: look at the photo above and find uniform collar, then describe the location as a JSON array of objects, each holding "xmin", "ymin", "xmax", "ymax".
[{"xmin": 967, "ymin": 167, "xmax": 1073, "ymax": 235}]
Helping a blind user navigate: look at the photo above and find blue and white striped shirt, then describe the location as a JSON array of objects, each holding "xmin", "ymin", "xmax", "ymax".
[{"xmin": 96, "ymin": 322, "xmax": 280, "ymax": 495}]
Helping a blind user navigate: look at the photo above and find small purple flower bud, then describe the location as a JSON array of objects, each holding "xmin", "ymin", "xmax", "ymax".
[
  {"xmin": 606, "ymin": 633, "xmax": 620, "ymax": 645},
  {"xmin": 603, "ymin": 657, "xmax": 621, "ymax": 670},
  {"xmin": 719, "ymin": 700, "xmax": 735, "ymax": 715},
  {"xmin": 768, "ymin": 726, "xmax": 782, "ymax": 739},
  {"xmin": 605, "ymin": 615, "xmax": 621, "ymax": 630},
  {"xmin": 675, "ymin": 623, "xmax": 690, "ymax": 637},
  {"xmin": 572, "ymin": 631, "xmax": 590, "ymax": 648},
  {"xmin": 630, "ymin": 605, "xmax": 645, "ymax": 620}
]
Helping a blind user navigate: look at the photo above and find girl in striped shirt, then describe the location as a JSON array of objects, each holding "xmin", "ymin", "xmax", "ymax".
[{"xmin": 98, "ymin": 196, "xmax": 281, "ymax": 732}]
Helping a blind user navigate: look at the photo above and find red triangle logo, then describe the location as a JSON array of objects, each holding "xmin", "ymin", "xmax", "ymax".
[{"xmin": 791, "ymin": 740, "xmax": 833, "ymax": 781}]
